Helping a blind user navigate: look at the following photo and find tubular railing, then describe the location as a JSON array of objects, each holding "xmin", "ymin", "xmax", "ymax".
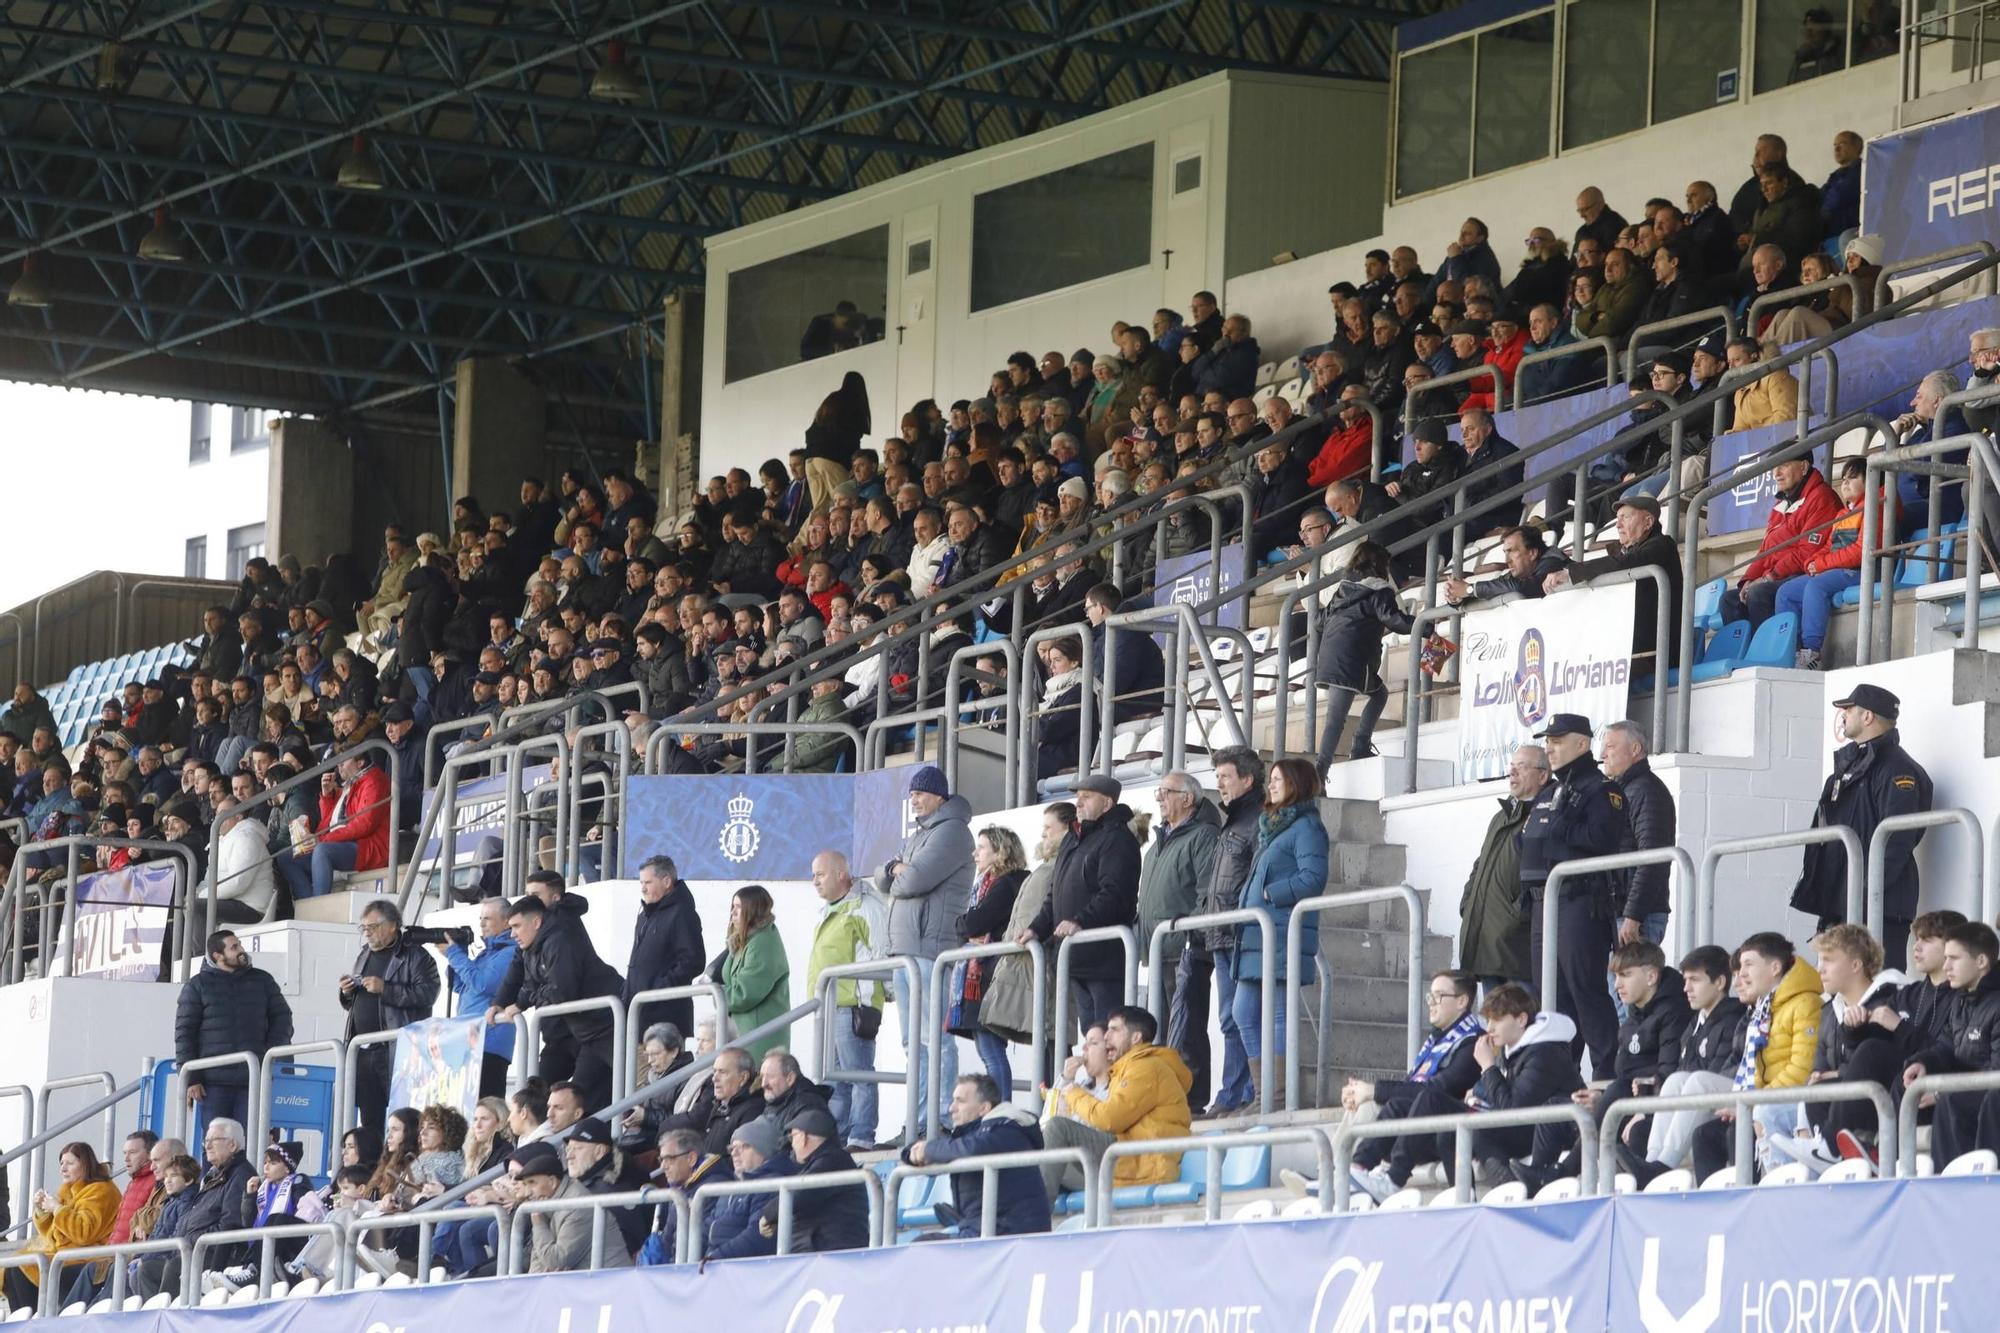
[
  {"xmin": 1404, "ymin": 362, "xmax": 1504, "ymax": 441},
  {"xmin": 254, "ymin": 1040, "xmax": 344, "ymax": 1162},
  {"xmin": 1868, "ymin": 808, "xmax": 1980, "ymax": 930},
  {"xmin": 1601, "ymin": 1081, "xmax": 1894, "ymax": 1189},
  {"xmin": 1333, "ymin": 1103, "xmax": 1597, "ymax": 1208},
  {"xmin": 1745, "ymin": 274, "xmax": 1863, "ymax": 343},
  {"xmin": 1097, "ymin": 1126, "xmax": 1336, "ymax": 1226},
  {"xmin": 926, "ymin": 941, "xmax": 1045, "ymax": 1118},
  {"xmin": 215, "ymin": 736, "xmax": 401, "ymax": 932},
  {"xmin": 1872, "ymin": 242, "xmax": 1997, "ymax": 307},
  {"xmin": 884, "ymin": 1147, "xmax": 1090, "ymax": 1242},
  {"xmin": 1622, "ymin": 305, "xmax": 1736, "ymax": 377},
  {"xmin": 189, "ymin": 1222, "xmax": 339, "ymax": 1303},
  {"xmin": 508, "ymin": 1185, "xmax": 666, "ymax": 1273},
  {"xmin": 171, "ymin": 1052, "xmax": 261, "ymax": 1155},
  {"xmin": 1099, "ymin": 603, "xmax": 1253, "ymax": 781},
  {"xmin": 1898, "ymin": 1071, "xmax": 2000, "ymax": 1178},
  {"xmin": 346, "ymin": 1201, "xmax": 514, "ymax": 1285},
  {"xmin": 0, "ymin": 1078, "xmax": 144, "ymax": 1205},
  {"xmin": 942, "ymin": 638, "xmax": 1019, "ymax": 795},
  {"xmin": 1539, "ymin": 848, "xmax": 1698, "ymax": 1009},
  {"xmin": 624, "ymin": 982, "xmax": 729, "ymax": 1095},
  {"xmin": 1148, "ymin": 910, "xmax": 1273, "ymax": 1114},
  {"xmin": 0, "ymin": 1083, "xmax": 28, "ymax": 1222},
  {"xmin": 502, "ymin": 733, "xmax": 571, "ymax": 896},
  {"xmin": 1286, "ymin": 888, "xmax": 1425, "ymax": 1107},
  {"xmin": 685, "ymin": 1168, "xmax": 884, "ymax": 1260},
  {"xmin": 1855, "ymin": 430, "xmax": 1979, "ymax": 663},
  {"xmin": 1697, "ymin": 825, "xmax": 1864, "ymax": 949},
  {"xmin": 34, "ymin": 1236, "xmax": 189, "ymax": 1316},
  {"xmin": 643, "ymin": 718, "xmax": 869, "ymax": 776},
  {"xmin": 30, "ymin": 1072, "xmax": 116, "ymax": 1191},
  {"xmin": 517, "ymin": 995, "xmax": 629, "ymax": 1098},
  {"xmin": 2, "ymin": 837, "xmax": 200, "ymax": 984},
  {"xmin": 815, "ymin": 956, "xmax": 923, "ymax": 1137},
  {"xmin": 1017, "ymin": 622, "xmax": 1096, "ymax": 802},
  {"xmin": 1513, "ymin": 335, "xmax": 1619, "ymax": 409},
  {"xmin": 335, "ymin": 1028, "xmax": 401, "ymax": 1136},
  {"xmin": 1050, "ymin": 925, "xmax": 1139, "ymax": 1063},
  {"xmin": 564, "ymin": 720, "xmax": 632, "ymax": 879}
]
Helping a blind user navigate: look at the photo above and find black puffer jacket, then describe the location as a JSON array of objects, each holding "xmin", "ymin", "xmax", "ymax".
[
  {"xmin": 1196, "ymin": 790, "xmax": 1262, "ymax": 952},
  {"xmin": 1614, "ymin": 758, "xmax": 1676, "ymax": 921},
  {"xmin": 496, "ymin": 912, "xmax": 625, "ymax": 1041},
  {"xmin": 174, "ymin": 961, "xmax": 295, "ymax": 1088},
  {"xmin": 1611, "ymin": 968, "xmax": 1692, "ymax": 1087},
  {"xmin": 1676, "ymin": 997, "xmax": 1750, "ymax": 1076},
  {"xmin": 622, "ymin": 888, "xmax": 707, "ymax": 1012},
  {"xmin": 1030, "ymin": 803, "xmax": 1141, "ymax": 979},
  {"xmin": 1312, "ymin": 577, "xmax": 1415, "ymax": 691},
  {"xmin": 1910, "ymin": 971, "xmax": 2000, "ymax": 1075}
]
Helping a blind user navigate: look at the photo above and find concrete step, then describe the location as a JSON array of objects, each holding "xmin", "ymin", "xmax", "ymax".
[
  {"xmin": 1330, "ymin": 840, "xmax": 1406, "ymax": 886},
  {"xmin": 1318, "ymin": 973, "xmax": 1424, "ymax": 1025},
  {"xmin": 1319, "ymin": 795, "xmax": 1385, "ymax": 843},
  {"xmin": 1319, "ymin": 924, "xmax": 1454, "ymax": 979},
  {"xmin": 1308, "ymin": 885, "xmax": 1432, "ymax": 931}
]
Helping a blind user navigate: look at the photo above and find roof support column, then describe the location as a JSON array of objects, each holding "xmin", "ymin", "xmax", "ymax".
[
  {"xmin": 453, "ymin": 356, "xmax": 548, "ymax": 520},
  {"xmin": 268, "ymin": 416, "xmax": 354, "ymax": 575}
]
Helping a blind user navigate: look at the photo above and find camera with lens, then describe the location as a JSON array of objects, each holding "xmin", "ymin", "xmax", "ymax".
[{"xmin": 404, "ymin": 925, "xmax": 475, "ymax": 948}]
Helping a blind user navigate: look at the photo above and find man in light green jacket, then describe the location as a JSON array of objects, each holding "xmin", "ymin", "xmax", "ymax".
[{"xmin": 808, "ymin": 850, "xmax": 888, "ymax": 1150}]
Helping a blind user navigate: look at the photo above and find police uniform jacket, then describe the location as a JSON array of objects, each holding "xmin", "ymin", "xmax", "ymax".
[
  {"xmin": 1789, "ymin": 727, "xmax": 1933, "ymax": 922},
  {"xmin": 1517, "ymin": 751, "xmax": 1633, "ymax": 912}
]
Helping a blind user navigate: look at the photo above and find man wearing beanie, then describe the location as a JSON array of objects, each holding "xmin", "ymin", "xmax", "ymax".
[{"xmin": 877, "ymin": 765, "xmax": 972, "ymax": 1136}]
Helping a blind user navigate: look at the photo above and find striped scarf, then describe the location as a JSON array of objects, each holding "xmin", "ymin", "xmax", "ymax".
[
  {"xmin": 1734, "ymin": 991, "xmax": 1774, "ymax": 1090},
  {"xmin": 1411, "ymin": 1015, "xmax": 1483, "ymax": 1083}
]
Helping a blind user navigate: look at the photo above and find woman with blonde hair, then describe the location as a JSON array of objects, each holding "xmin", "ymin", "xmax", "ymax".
[
  {"xmin": 982, "ymin": 803, "xmax": 1075, "ymax": 1075},
  {"xmin": 464, "ymin": 1096, "xmax": 513, "ymax": 1174},
  {"xmin": 720, "ymin": 885, "xmax": 791, "ymax": 1061},
  {"xmin": 953, "ymin": 824, "xmax": 1030, "ymax": 1095}
]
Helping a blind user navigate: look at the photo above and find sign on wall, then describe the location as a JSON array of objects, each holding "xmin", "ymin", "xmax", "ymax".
[
  {"xmin": 1864, "ymin": 103, "xmax": 2000, "ymax": 268},
  {"xmin": 623, "ymin": 768, "xmax": 918, "ymax": 880},
  {"xmin": 67, "ymin": 861, "xmax": 178, "ymax": 980},
  {"xmin": 1156, "ymin": 541, "xmax": 1248, "ymax": 630},
  {"xmin": 1456, "ymin": 582, "xmax": 1635, "ymax": 782}
]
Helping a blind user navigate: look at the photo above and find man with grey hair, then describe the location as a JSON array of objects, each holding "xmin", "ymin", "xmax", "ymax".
[
  {"xmin": 1892, "ymin": 367, "xmax": 1967, "ymax": 537},
  {"xmin": 152, "ymin": 1116, "xmax": 253, "ymax": 1295},
  {"xmin": 1458, "ymin": 746, "xmax": 1542, "ymax": 991},
  {"xmin": 1600, "ymin": 723, "xmax": 1674, "ymax": 953},
  {"xmin": 1141, "ymin": 772, "xmax": 1221, "ymax": 1076},
  {"xmin": 1172, "ymin": 746, "xmax": 1264, "ymax": 1114},
  {"xmin": 636, "ymin": 1126, "xmax": 731, "ymax": 1265},
  {"xmin": 809, "ymin": 848, "xmax": 886, "ymax": 1150}
]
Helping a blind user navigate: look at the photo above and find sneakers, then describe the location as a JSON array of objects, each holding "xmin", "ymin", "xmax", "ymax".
[
  {"xmin": 1768, "ymin": 1131, "xmax": 1838, "ymax": 1176},
  {"xmin": 1278, "ymin": 1167, "xmax": 1316, "ymax": 1197},
  {"xmin": 1835, "ymin": 1129, "xmax": 1879, "ymax": 1166},
  {"xmin": 1794, "ymin": 647, "xmax": 1823, "ymax": 671},
  {"xmin": 202, "ymin": 1265, "xmax": 256, "ymax": 1295},
  {"xmin": 1348, "ymin": 1164, "xmax": 1396, "ymax": 1205}
]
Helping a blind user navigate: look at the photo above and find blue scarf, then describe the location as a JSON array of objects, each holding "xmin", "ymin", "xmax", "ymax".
[
  {"xmin": 1411, "ymin": 1014, "xmax": 1484, "ymax": 1083},
  {"xmin": 1734, "ymin": 992, "xmax": 1774, "ymax": 1091},
  {"xmin": 1257, "ymin": 802, "xmax": 1307, "ymax": 848}
]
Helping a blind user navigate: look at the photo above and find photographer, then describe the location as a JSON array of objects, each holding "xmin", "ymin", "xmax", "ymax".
[{"xmin": 426, "ymin": 898, "xmax": 517, "ymax": 1099}]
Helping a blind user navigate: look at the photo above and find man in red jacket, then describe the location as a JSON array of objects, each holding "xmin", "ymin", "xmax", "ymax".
[
  {"xmin": 1723, "ymin": 457, "xmax": 1841, "ymax": 629},
  {"xmin": 275, "ymin": 749, "xmax": 390, "ymax": 901},
  {"xmin": 1306, "ymin": 385, "xmax": 1376, "ymax": 489}
]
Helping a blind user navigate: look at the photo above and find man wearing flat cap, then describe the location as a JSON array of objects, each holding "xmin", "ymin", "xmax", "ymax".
[
  {"xmin": 1544, "ymin": 492, "xmax": 1683, "ymax": 666},
  {"xmin": 1516, "ymin": 713, "xmax": 1629, "ymax": 1073},
  {"xmin": 753, "ymin": 1107, "xmax": 868, "ymax": 1253},
  {"xmin": 1791, "ymin": 684, "xmax": 1933, "ymax": 969},
  {"xmin": 1019, "ymin": 773, "xmax": 1141, "ymax": 1036}
]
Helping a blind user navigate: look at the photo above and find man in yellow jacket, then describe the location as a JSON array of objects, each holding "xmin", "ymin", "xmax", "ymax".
[
  {"xmin": 1038, "ymin": 1006, "xmax": 1193, "ymax": 1201},
  {"xmin": 1725, "ymin": 337, "xmax": 1800, "ymax": 434},
  {"xmin": 1690, "ymin": 931, "xmax": 1821, "ymax": 1180}
]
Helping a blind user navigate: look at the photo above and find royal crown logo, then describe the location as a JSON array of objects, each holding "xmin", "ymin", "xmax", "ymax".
[
  {"xmin": 1514, "ymin": 627, "xmax": 1548, "ymax": 728},
  {"xmin": 719, "ymin": 792, "xmax": 761, "ymax": 864}
]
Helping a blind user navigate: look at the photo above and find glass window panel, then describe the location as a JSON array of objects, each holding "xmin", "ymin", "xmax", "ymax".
[
  {"xmin": 1653, "ymin": 0, "xmax": 1744, "ymax": 121},
  {"xmin": 1850, "ymin": 0, "xmax": 1898, "ymax": 67},
  {"xmin": 1395, "ymin": 39, "xmax": 1475, "ymax": 198},
  {"xmin": 1473, "ymin": 14, "xmax": 1554, "ymax": 176},
  {"xmin": 1563, "ymin": 0, "xmax": 1650, "ymax": 149},
  {"xmin": 969, "ymin": 145, "xmax": 1153, "ymax": 311},
  {"xmin": 1756, "ymin": 0, "xmax": 1848, "ymax": 91},
  {"xmin": 724, "ymin": 226, "xmax": 889, "ymax": 383}
]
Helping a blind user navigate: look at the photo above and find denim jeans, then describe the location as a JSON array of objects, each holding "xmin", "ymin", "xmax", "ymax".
[
  {"xmin": 276, "ymin": 839, "xmax": 359, "ymax": 899},
  {"xmin": 1210, "ymin": 956, "xmax": 1256, "ymax": 1110},
  {"xmin": 974, "ymin": 1029, "xmax": 1013, "ymax": 1099},
  {"xmin": 893, "ymin": 964, "xmax": 955, "ymax": 1132},
  {"xmin": 828, "ymin": 1009, "xmax": 879, "ymax": 1147},
  {"xmin": 1774, "ymin": 569, "xmax": 1859, "ymax": 650},
  {"xmin": 1231, "ymin": 968, "xmax": 1288, "ymax": 1059}
]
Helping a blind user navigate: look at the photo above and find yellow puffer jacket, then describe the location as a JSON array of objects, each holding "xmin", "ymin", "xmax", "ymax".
[
  {"xmin": 24, "ymin": 1178, "xmax": 121, "ymax": 1285},
  {"xmin": 1054, "ymin": 1042, "xmax": 1193, "ymax": 1184},
  {"xmin": 1730, "ymin": 367, "xmax": 1800, "ymax": 433},
  {"xmin": 1757, "ymin": 956, "xmax": 1823, "ymax": 1089}
]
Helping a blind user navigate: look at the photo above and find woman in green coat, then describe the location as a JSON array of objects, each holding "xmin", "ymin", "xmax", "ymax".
[{"xmin": 721, "ymin": 885, "xmax": 792, "ymax": 1062}]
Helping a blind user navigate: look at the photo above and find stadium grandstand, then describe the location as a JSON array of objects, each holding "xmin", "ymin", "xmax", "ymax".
[{"xmin": 5, "ymin": 0, "xmax": 2000, "ymax": 1326}]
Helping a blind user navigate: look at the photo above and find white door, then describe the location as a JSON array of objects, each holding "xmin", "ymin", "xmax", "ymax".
[
  {"xmin": 1161, "ymin": 122, "xmax": 1211, "ymax": 309},
  {"xmin": 897, "ymin": 205, "xmax": 940, "ymax": 406}
]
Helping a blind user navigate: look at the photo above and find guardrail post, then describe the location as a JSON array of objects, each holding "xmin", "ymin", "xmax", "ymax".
[{"xmin": 1283, "ymin": 889, "xmax": 1426, "ymax": 1109}]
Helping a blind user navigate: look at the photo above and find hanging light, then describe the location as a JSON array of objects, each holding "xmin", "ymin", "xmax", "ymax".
[
  {"xmin": 95, "ymin": 41, "xmax": 131, "ymax": 93},
  {"xmin": 589, "ymin": 40, "xmax": 643, "ymax": 104},
  {"xmin": 337, "ymin": 134, "xmax": 384, "ymax": 191},
  {"xmin": 6, "ymin": 254, "xmax": 51, "ymax": 309},
  {"xmin": 137, "ymin": 205, "xmax": 187, "ymax": 263}
]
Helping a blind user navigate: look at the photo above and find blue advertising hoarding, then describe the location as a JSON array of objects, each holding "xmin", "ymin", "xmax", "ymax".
[
  {"xmin": 623, "ymin": 768, "xmax": 915, "ymax": 880},
  {"xmin": 1864, "ymin": 103, "xmax": 2000, "ymax": 267}
]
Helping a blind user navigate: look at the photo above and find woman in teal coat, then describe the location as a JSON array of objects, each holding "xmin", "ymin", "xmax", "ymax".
[
  {"xmin": 1232, "ymin": 757, "xmax": 1329, "ymax": 1104},
  {"xmin": 720, "ymin": 885, "xmax": 792, "ymax": 1062}
]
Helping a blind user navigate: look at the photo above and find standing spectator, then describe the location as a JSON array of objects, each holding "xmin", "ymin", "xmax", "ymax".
[
  {"xmin": 978, "ymin": 803, "xmax": 1072, "ymax": 1086},
  {"xmin": 1517, "ymin": 715, "xmax": 1627, "ymax": 1075},
  {"xmin": 807, "ymin": 850, "xmax": 885, "ymax": 1150},
  {"xmin": 437, "ymin": 898, "xmax": 518, "ymax": 1099},
  {"xmin": 1178, "ymin": 748, "xmax": 1263, "ymax": 1116},
  {"xmin": 1790, "ymin": 684, "xmax": 1932, "ymax": 969},
  {"xmin": 1020, "ymin": 774, "xmax": 1140, "ymax": 1038},
  {"xmin": 3, "ymin": 1143, "xmax": 120, "ymax": 1311},
  {"xmin": 1136, "ymin": 773, "xmax": 1219, "ymax": 1051},
  {"xmin": 899, "ymin": 1073, "xmax": 1050, "ymax": 1239},
  {"xmin": 877, "ymin": 765, "xmax": 973, "ymax": 1129},
  {"xmin": 1601, "ymin": 721, "xmax": 1675, "ymax": 950},
  {"xmin": 948, "ymin": 828, "xmax": 1029, "ymax": 1104},
  {"xmin": 1231, "ymin": 758, "xmax": 1329, "ymax": 1108},
  {"xmin": 491, "ymin": 892, "xmax": 626, "ymax": 1112},
  {"xmin": 174, "ymin": 930, "xmax": 294, "ymax": 1132},
  {"xmin": 1037, "ymin": 1006, "xmax": 1191, "ymax": 1202},
  {"xmin": 1457, "ymin": 747, "xmax": 1539, "ymax": 991},
  {"xmin": 340, "ymin": 900, "xmax": 440, "ymax": 1140},
  {"xmin": 623, "ymin": 854, "xmax": 706, "ymax": 1038},
  {"xmin": 1312, "ymin": 542, "xmax": 1415, "ymax": 773},
  {"xmin": 718, "ymin": 885, "xmax": 792, "ymax": 1063}
]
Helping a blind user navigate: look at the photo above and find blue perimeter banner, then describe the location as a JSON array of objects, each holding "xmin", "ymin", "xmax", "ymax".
[
  {"xmin": 1864, "ymin": 104, "xmax": 2000, "ymax": 268},
  {"xmin": 623, "ymin": 768, "xmax": 914, "ymax": 880},
  {"xmin": 87, "ymin": 1178, "xmax": 2000, "ymax": 1333}
]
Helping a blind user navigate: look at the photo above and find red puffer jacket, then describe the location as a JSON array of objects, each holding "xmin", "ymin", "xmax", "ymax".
[
  {"xmin": 317, "ymin": 765, "xmax": 391, "ymax": 871},
  {"xmin": 1743, "ymin": 468, "xmax": 1842, "ymax": 585}
]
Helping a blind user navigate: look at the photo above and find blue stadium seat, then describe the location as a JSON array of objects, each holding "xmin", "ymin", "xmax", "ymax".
[
  {"xmin": 1691, "ymin": 577, "xmax": 1726, "ymax": 633},
  {"xmin": 1738, "ymin": 613, "xmax": 1799, "ymax": 669},
  {"xmin": 1687, "ymin": 621, "xmax": 1751, "ymax": 683}
]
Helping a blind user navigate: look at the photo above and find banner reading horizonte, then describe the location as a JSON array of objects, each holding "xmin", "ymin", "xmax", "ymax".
[{"xmin": 1457, "ymin": 581, "xmax": 1635, "ymax": 783}]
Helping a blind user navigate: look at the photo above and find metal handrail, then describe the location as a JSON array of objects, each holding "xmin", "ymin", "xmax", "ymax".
[
  {"xmin": 335, "ymin": 1028, "xmax": 401, "ymax": 1135},
  {"xmin": 1621, "ymin": 305, "xmax": 1737, "ymax": 376},
  {"xmin": 1872, "ymin": 241, "xmax": 1997, "ymax": 308},
  {"xmin": 943, "ymin": 638, "xmax": 1019, "ymax": 796},
  {"xmin": 883, "ymin": 1147, "xmax": 1088, "ymax": 1242},
  {"xmin": 518, "ymin": 994, "xmax": 629, "ymax": 1098},
  {"xmin": 427, "ymin": 684, "xmax": 652, "ymax": 790},
  {"xmin": 1148, "ymin": 910, "xmax": 1273, "ymax": 1114},
  {"xmin": 502, "ymin": 733, "xmax": 571, "ymax": 899},
  {"xmin": 508, "ymin": 1185, "xmax": 665, "ymax": 1273},
  {"xmin": 189, "ymin": 1221, "xmax": 340, "ymax": 1303},
  {"xmin": 1540, "ymin": 847, "xmax": 1697, "ymax": 1009},
  {"xmin": 1512, "ymin": 335, "xmax": 1619, "ymax": 409},
  {"xmin": 1746, "ymin": 274, "xmax": 1864, "ymax": 340},
  {"xmin": 0, "ymin": 1084, "xmax": 29, "ymax": 1224},
  {"xmin": 1868, "ymin": 809, "xmax": 1980, "ymax": 932},
  {"xmin": 1602, "ymin": 1081, "xmax": 1895, "ymax": 1188},
  {"xmin": 28, "ymin": 1072, "xmax": 115, "ymax": 1193},
  {"xmin": 1697, "ymin": 825, "xmax": 1864, "ymax": 950},
  {"xmin": 685, "ymin": 1167, "xmax": 885, "ymax": 1259},
  {"xmin": 1898, "ymin": 1071, "xmax": 2000, "ymax": 1178},
  {"xmin": 1096, "ymin": 1126, "xmax": 1335, "ymax": 1226},
  {"xmin": 624, "ymin": 982, "xmax": 729, "ymax": 1095},
  {"xmin": 1017, "ymin": 622, "xmax": 1095, "ymax": 800},
  {"xmin": 1286, "ymin": 888, "xmax": 1425, "ymax": 1106},
  {"xmin": 172, "ymin": 1052, "xmax": 261, "ymax": 1155},
  {"xmin": 255, "ymin": 1040, "xmax": 346, "ymax": 1162},
  {"xmin": 643, "ymin": 719, "xmax": 868, "ymax": 775},
  {"xmin": 1333, "ymin": 1103, "xmax": 1597, "ymax": 1209},
  {"xmin": 0, "ymin": 1079, "xmax": 144, "ymax": 1196},
  {"xmin": 926, "ymin": 941, "xmax": 1046, "ymax": 1119},
  {"xmin": 1099, "ymin": 603, "xmax": 1252, "ymax": 780},
  {"xmin": 214, "ymin": 735, "xmax": 401, "ymax": 932},
  {"xmin": 1855, "ymin": 428, "xmax": 1983, "ymax": 663},
  {"xmin": 566, "ymin": 720, "xmax": 632, "ymax": 878},
  {"xmin": 1050, "ymin": 925, "xmax": 1139, "ymax": 1064},
  {"xmin": 345, "ymin": 1201, "xmax": 513, "ymax": 1284},
  {"xmin": 1404, "ymin": 361, "xmax": 1504, "ymax": 441},
  {"xmin": 814, "ymin": 956, "xmax": 923, "ymax": 1138},
  {"xmin": 32, "ymin": 1236, "xmax": 189, "ymax": 1316},
  {"xmin": 2, "ymin": 836, "xmax": 200, "ymax": 984}
]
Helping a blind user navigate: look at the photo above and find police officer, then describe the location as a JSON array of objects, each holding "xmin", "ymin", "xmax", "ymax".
[
  {"xmin": 1517, "ymin": 713, "xmax": 1629, "ymax": 1075},
  {"xmin": 1790, "ymin": 684, "xmax": 1933, "ymax": 970}
]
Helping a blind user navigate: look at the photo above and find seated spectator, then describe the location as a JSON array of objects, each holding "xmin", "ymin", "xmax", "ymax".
[
  {"xmin": 703, "ymin": 1119, "xmax": 795, "ymax": 1261},
  {"xmin": 1690, "ymin": 932, "xmax": 1821, "ymax": 1181},
  {"xmin": 1753, "ymin": 923, "xmax": 1901, "ymax": 1171},
  {"xmin": 1891, "ymin": 370, "xmax": 1968, "ymax": 537},
  {"xmin": 1192, "ymin": 315, "xmax": 1260, "ymax": 401},
  {"xmin": 209, "ymin": 795, "xmax": 276, "ymax": 924},
  {"xmin": 563, "ymin": 1119, "xmax": 649, "ymax": 1256},
  {"xmin": 1615, "ymin": 353, "xmax": 1711, "ymax": 505},
  {"xmin": 1456, "ymin": 409, "xmax": 1524, "ymax": 535},
  {"xmin": 757, "ymin": 1048, "xmax": 830, "ymax": 1139},
  {"xmin": 207, "ymin": 1141, "xmax": 327, "ymax": 1294},
  {"xmin": 510, "ymin": 1140, "xmax": 633, "ymax": 1273},
  {"xmin": 1444, "ymin": 525, "xmax": 1571, "ymax": 608},
  {"xmin": 1571, "ymin": 941, "xmax": 1691, "ymax": 1154},
  {"xmin": 637, "ymin": 1127, "xmax": 732, "ymax": 1266},
  {"xmin": 1305, "ymin": 386, "xmax": 1376, "ymax": 489},
  {"xmin": 1901, "ymin": 921, "xmax": 2000, "ymax": 1169},
  {"xmin": 1628, "ymin": 945, "xmax": 1749, "ymax": 1178},
  {"xmin": 1743, "ymin": 167, "xmax": 1821, "ymax": 273},
  {"xmin": 900, "ymin": 1073, "xmax": 1050, "ymax": 1239},
  {"xmin": 1385, "ymin": 419, "xmax": 1463, "ymax": 526},
  {"xmin": 1543, "ymin": 496, "xmax": 1683, "ymax": 666},
  {"xmin": 1870, "ymin": 909, "xmax": 1968, "ymax": 1057},
  {"xmin": 273, "ymin": 749, "xmax": 388, "ymax": 901},
  {"xmin": 1458, "ymin": 309, "xmax": 1528, "ymax": 415},
  {"xmin": 1312, "ymin": 542, "xmax": 1414, "ymax": 771},
  {"xmin": 1247, "ymin": 437, "xmax": 1310, "ymax": 557},
  {"xmin": 1515, "ymin": 303, "xmax": 1589, "ymax": 406},
  {"xmin": 1725, "ymin": 338, "xmax": 1801, "ymax": 433},
  {"xmin": 1776, "ymin": 458, "xmax": 1874, "ymax": 670},
  {"xmin": 1721, "ymin": 456, "xmax": 1839, "ymax": 629},
  {"xmin": 3, "ymin": 1142, "xmax": 121, "ymax": 1311},
  {"xmin": 1574, "ymin": 247, "xmax": 1648, "ymax": 347},
  {"xmin": 747, "ymin": 1109, "xmax": 866, "ymax": 1253},
  {"xmin": 1083, "ymin": 583, "xmax": 1164, "ymax": 723},
  {"xmin": 1037, "ymin": 1005, "xmax": 1191, "ymax": 1202},
  {"xmin": 666, "ymin": 1047, "xmax": 766, "ymax": 1158}
]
